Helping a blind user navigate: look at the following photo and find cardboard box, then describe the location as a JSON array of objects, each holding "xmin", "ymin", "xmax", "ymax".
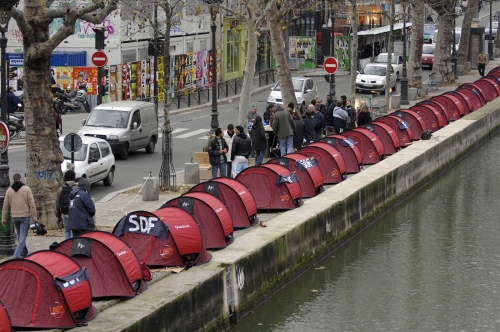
[
  {"xmin": 194, "ymin": 152, "xmax": 210, "ymax": 165},
  {"xmin": 199, "ymin": 164, "xmax": 219, "ymax": 181}
]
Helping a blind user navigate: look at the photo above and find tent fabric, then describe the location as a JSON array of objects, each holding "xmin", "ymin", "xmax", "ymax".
[
  {"xmin": 447, "ymin": 91, "xmax": 474, "ymax": 114},
  {"xmin": 267, "ymin": 153, "xmax": 324, "ymax": 198},
  {"xmin": 443, "ymin": 91, "xmax": 471, "ymax": 115},
  {"xmin": 393, "ymin": 110, "xmax": 425, "ymax": 140},
  {"xmin": 430, "ymin": 95, "xmax": 463, "ymax": 121},
  {"xmin": 80, "ymin": 231, "xmax": 145, "ymax": 291},
  {"xmin": 456, "ymin": 83, "xmax": 487, "ymax": 106},
  {"xmin": 343, "ymin": 128, "xmax": 385, "ymax": 164},
  {"xmin": 374, "ymin": 115, "xmax": 413, "ymax": 147},
  {"xmin": 409, "ymin": 103, "xmax": 445, "ymax": 131},
  {"xmin": 0, "ymin": 300, "xmax": 12, "ymax": 332},
  {"xmin": 419, "ymin": 100, "xmax": 450, "ymax": 123},
  {"xmin": 153, "ymin": 207, "xmax": 212, "ymax": 266},
  {"xmin": 236, "ymin": 164, "xmax": 302, "ymax": 210},
  {"xmin": 299, "ymin": 142, "xmax": 347, "ymax": 183},
  {"xmin": 452, "ymin": 87, "xmax": 484, "ymax": 111},
  {"xmin": 53, "ymin": 235, "xmax": 146, "ymax": 298},
  {"xmin": 474, "ymin": 77, "xmax": 500, "ymax": 101},
  {"xmin": 362, "ymin": 122, "xmax": 400, "ymax": 156},
  {"xmin": 189, "ymin": 178, "xmax": 258, "ymax": 228},
  {"xmin": 320, "ymin": 135, "xmax": 362, "ymax": 173},
  {"xmin": 163, "ymin": 193, "xmax": 234, "ymax": 249},
  {"xmin": 0, "ymin": 251, "xmax": 96, "ymax": 329}
]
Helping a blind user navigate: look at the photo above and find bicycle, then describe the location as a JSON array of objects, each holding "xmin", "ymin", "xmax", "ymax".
[
  {"xmin": 428, "ymin": 71, "xmax": 438, "ymax": 91},
  {"xmin": 360, "ymin": 93, "xmax": 383, "ymax": 118}
]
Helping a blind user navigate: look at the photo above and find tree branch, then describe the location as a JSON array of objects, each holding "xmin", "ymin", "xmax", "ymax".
[{"xmin": 11, "ymin": 8, "xmax": 31, "ymax": 37}]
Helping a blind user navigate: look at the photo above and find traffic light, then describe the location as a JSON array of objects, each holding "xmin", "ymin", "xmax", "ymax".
[{"xmin": 93, "ymin": 27, "xmax": 106, "ymax": 50}]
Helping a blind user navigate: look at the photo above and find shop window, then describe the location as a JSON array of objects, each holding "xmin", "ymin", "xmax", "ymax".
[{"xmin": 226, "ymin": 31, "xmax": 240, "ymax": 73}]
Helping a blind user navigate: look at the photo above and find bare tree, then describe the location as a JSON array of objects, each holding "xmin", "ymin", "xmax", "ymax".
[
  {"xmin": 408, "ymin": 0, "xmax": 425, "ymax": 95},
  {"xmin": 12, "ymin": 0, "xmax": 118, "ymax": 228},
  {"xmin": 458, "ymin": 0, "xmax": 478, "ymax": 72},
  {"xmin": 349, "ymin": 0, "xmax": 358, "ymax": 126}
]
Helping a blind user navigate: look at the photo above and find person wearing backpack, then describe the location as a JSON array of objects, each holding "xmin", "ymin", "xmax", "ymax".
[
  {"xmin": 55, "ymin": 170, "xmax": 78, "ymax": 239},
  {"xmin": 68, "ymin": 177, "xmax": 96, "ymax": 237}
]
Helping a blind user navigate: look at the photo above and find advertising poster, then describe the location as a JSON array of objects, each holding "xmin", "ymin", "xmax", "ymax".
[
  {"xmin": 202, "ymin": 51, "xmax": 209, "ymax": 87},
  {"xmin": 195, "ymin": 51, "xmax": 203, "ymax": 88},
  {"xmin": 136, "ymin": 61, "xmax": 142, "ymax": 99},
  {"xmin": 54, "ymin": 67, "xmax": 73, "ymax": 90},
  {"xmin": 150, "ymin": 59, "xmax": 155, "ymax": 100},
  {"xmin": 140, "ymin": 60, "xmax": 148, "ymax": 99},
  {"xmin": 109, "ymin": 65, "xmax": 117, "ymax": 102},
  {"xmin": 207, "ymin": 50, "xmax": 214, "ymax": 87},
  {"xmin": 72, "ymin": 67, "xmax": 98, "ymax": 95},
  {"xmin": 288, "ymin": 36, "xmax": 315, "ymax": 59},
  {"xmin": 185, "ymin": 52, "xmax": 195, "ymax": 92},
  {"xmin": 175, "ymin": 54, "xmax": 187, "ymax": 91},
  {"xmin": 217, "ymin": 48, "xmax": 222, "ymax": 83},
  {"xmin": 157, "ymin": 57, "xmax": 164, "ymax": 102},
  {"xmin": 9, "ymin": 67, "xmax": 23, "ymax": 91},
  {"xmin": 122, "ymin": 63, "xmax": 130, "ymax": 100},
  {"xmin": 130, "ymin": 62, "xmax": 137, "ymax": 100}
]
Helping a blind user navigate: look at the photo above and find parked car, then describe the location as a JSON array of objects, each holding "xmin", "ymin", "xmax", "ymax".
[
  {"xmin": 355, "ymin": 64, "xmax": 397, "ymax": 93},
  {"xmin": 78, "ymin": 101, "xmax": 158, "ymax": 160},
  {"xmin": 421, "ymin": 44, "xmax": 435, "ymax": 69},
  {"xmin": 267, "ymin": 77, "xmax": 317, "ymax": 113},
  {"xmin": 373, "ymin": 53, "xmax": 405, "ymax": 80},
  {"xmin": 59, "ymin": 135, "xmax": 115, "ymax": 186},
  {"xmin": 485, "ymin": 21, "xmax": 498, "ymax": 40}
]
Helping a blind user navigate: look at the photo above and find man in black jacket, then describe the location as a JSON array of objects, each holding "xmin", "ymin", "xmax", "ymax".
[
  {"xmin": 303, "ymin": 110, "xmax": 315, "ymax": 144},
  {"xmin": 324, "ymin": 94, "xmax": 335, "ymax": 128},
  {"xmin": 208, "ymin": 128, "xmax": 229, "ymax": 178},
  {"xmin": 231, "ymin": 125, "xmax": 252, "ymax": 178}
]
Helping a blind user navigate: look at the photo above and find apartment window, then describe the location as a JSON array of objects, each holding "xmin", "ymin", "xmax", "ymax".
[
  {"xmin": 200, "ymin": 39, "xmax": 207, "ymax": 51},
  {"xmin": 187, "ymin": 41, "xmax": 194, "ymax": 53}
]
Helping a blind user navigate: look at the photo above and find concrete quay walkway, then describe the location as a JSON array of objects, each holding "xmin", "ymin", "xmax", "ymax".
[{"xmin": 3, "ymin": 60, "xmax": 500, "ymax": 332}]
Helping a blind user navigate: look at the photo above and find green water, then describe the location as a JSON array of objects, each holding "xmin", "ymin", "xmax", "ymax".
[{"xmin": 230, "ymin": 134, "xmax": 500, "ymax": 332}]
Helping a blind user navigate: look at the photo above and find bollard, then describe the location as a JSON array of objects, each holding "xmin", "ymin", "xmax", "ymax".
[
  {"xmin": 408, "ymin": 88, "xmax": 418, "ymax": 101},
  {"xmin": 142, "ymin": 177, "xmax": 159, "ymax": 201},
  {"xmin": 184, "ymin": 162, "xmax": 200, "ymax": 184},
  {"xmin": 390, "ymin": 95, "xmax": 401, "ymax": 110},
  {"xmin": 457, "ymin": 65, "xmax": 464, "ymax": 76}
]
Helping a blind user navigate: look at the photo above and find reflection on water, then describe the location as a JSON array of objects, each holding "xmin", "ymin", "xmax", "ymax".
[{"xmin": 230, "ymin": 135, "xmax": 500, "ymax": 332}]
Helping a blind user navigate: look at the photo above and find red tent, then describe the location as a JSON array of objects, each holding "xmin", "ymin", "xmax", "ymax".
[
  {"xmin": 393, "ymin": 110, "xmax": 425, "ymax": 140},
  {"xmin": 361, "ymin": 122, "xmax": 400, "ymax": 156},
  {"xmin": 430, "ymin": 95, "xmax": 463, "ymax": 121},
  {"xmin": 487, "ymin": 67, "xmax": 500, "ymax": 77},
  {"xmin": 474, "ymin": 77, "xmax": 500, "ymax": 100},
  {"xmin": 300, "ymin": 142, "xmax": 347, "ymax": 183},
  {"xmin": 320, "ymin": 135, "xmax": 362, "ymax": 173},
  {"xmin": 189, "ymin": 178, "xmax": 258, "ymax": 228},
  {"xmin": 419, "ymin": 100, "xmax": 450, "ymax": 123},
  {"xmin": 0, "ymin": 300, "xmax": 12, "ymax": 332},
  {"xmin": 374, "ymin": 115, "xmax": 413, "ymax": 147},
  {"xmin": 456, "ymin": 83, "xmax": 487, "ymax": 106},
  {"xmin": 236, "ymin": 164, "xmax": 303, "ymax": 210},
  {"xmin": 343, "ymin": 128, "xmax": 385, "ymax": 164},
  {"xmin": 443, "ymin": 91, "xmax": 471, "ymax": 115},
  {"xmin": 114, "ymin": 210, "xmax": 210, "ymax": 267},
  {"xmin": 267, "ymin": 153, "xmax": 324, "ymax": 198},
  {"xmin": 452, "ymin": 87, "xmax": 485, "ymax": 111},
  {"xmin": 162, "ymin": 192, "xmax": 234, "ymax": 249},
  {"xmin": 409, "ymin": 103, "xmax": 445, "ymax": 131},
  {"xmin": 0, "ymin": 251, "xmax": 96, "ymax": 329}
]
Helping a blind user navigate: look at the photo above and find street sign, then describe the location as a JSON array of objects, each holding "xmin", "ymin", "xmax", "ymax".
[
  {"xmin": 64, "ymin": 133, "xmax": 82, "ymax": 165},
  {"xmin": 92, "ymin": 51, "xmax": 108, "ymax": 67},
  {"xmin": 0, "ymin": 122, "xmax": 9, "ymax": 154},
  {"xmin": 323, "ymin": 57, "xmax": 338, "ymax": 75}
]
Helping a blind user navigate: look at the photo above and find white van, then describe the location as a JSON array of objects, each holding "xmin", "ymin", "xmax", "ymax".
[{"xmin": 78, "ymin": 101, "xmax": 158, "ymax": 160}]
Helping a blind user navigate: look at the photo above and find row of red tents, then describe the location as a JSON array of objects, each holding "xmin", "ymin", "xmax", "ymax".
[{"xmin": 1, "ymin": 69, "xmax": 499, "ymax": 331}]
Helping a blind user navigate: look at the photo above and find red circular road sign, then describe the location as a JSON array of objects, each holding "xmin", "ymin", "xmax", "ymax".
[
  {"xmin": 323, "ymin": 57, "xmax": 338, "ymax": 75},
  {"xmin": 92, "ymin": 51, "xmax": 108, "ymax": 67},
  {"xmin": 0, "ymin": 121, "xmax": 10, "ymax": 154}
]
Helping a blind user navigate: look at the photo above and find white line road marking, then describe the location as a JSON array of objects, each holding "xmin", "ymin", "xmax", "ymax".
[
  {"xmin": 175, "ymin": 129, "xmax": 210, "ymax": 138},
  {"xmin": 171, "ymin": 128, "xmax": 189, "ymax": 134}
]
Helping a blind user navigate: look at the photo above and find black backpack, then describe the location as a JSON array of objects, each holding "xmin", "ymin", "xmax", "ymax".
[{"xmin": 59, "ymin": 183, "xmax": 72, "ymax": 215}]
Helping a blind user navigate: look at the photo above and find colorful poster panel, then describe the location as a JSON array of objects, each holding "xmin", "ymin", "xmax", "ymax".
[
  {"xmin": 54, "ymin": 66, "xmax": 73, "ymax": 90},
  {"xmin": 72, "ymin": 67, "xmax": 98, "ymax": 95}
]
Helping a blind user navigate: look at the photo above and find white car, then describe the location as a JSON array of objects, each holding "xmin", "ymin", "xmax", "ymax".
[
  {"xmin": 59, "ymin": 135, "xmax": 115, "ymax": 186},
  {"xmin": 267, "ymin": 77, "xmax": 317, "ymax": 113},
  {"xmin": 373, "ymin": 53, "xmax": 405, "ymax": 80},
  {"xmin": 356, "ymin": 64, "xmax": 397, "ymax": 93}
]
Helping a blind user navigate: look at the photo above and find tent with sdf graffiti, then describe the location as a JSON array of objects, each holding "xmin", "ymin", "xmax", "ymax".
[
  {"xmin": 161, "ymin": 192, "xmax": 234, "ymax": 250},
  {"xmin": 52, "ymin": 231, "xmax": 147, "ymax": 298},
  {"xmin": 0, "ymin": 251, "xmax": 96, "ymax": 329},
  {"xmin": 299, "ymin": 142, "xmax": 347, "ymax": 183},
  {"xmin": 236, "ymin": 164, "xmax": 303, "ymax": 210},
  {"xmin": 0, "ymin": 300, "xmax": 12, "ymax": 332},
  {"xmin": 114, "ymin": 210, "xmax": 211, "ymax": 267},
  {"xmin": 189, "ymin": 178, "xmax": 259, "ymax": 229}
]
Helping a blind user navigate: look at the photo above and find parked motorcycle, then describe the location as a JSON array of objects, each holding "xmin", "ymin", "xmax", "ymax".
[
  {"xmin": 14, "ymin": 91, "xmax": 23, "ymax": 113},
  {"xmin": 8, "ymin": 113, "xmax": 25, "ymax": 139},
  {"xmin": 51, "ymin": 84, "xmax": 91, "ymax": 114}
]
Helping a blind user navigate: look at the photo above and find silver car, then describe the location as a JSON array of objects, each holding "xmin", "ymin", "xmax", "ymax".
[
  {"xmin": 356, "ymin": 64, "xmax": 397, "ymax": 93},
  {"xmin": 267, "ymin": 77, "xmax": 317, "ymax": 113}
]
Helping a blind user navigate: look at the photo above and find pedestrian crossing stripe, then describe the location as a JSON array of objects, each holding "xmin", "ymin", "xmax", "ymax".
[{"xmin": 158, "ymin": 128, "xmax": 210, "ymax": 140}]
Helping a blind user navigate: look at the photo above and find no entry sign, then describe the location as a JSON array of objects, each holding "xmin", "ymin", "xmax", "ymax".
[
  {"xmin": 92, "ymin": 51, "xmax": 108, "ymax": 67},
  {"xmin": 323, "ymin": 57, "xmax": 338, "ymax": 75}
]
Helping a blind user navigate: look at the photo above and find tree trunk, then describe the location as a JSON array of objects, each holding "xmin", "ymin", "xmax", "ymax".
[
  {"xmin": 434, "ymin": 15, "xmax": 454, "ymax": 84},
  {"xmin": 385, "ymin": 0, "xmax": 394, "ymax": 108},
  {"xmin": 349, "ymin": 0, "xmax": 358, "ymax": 126},
  {"xmin": 267, "ymin": 2, "xmax": 297, "ymax": 112},
  {"xmin": 238, "ymin": 3, "xmax": 258, "ymax": 132},
  {"xmin": 408, "ymin": 0, "xmax": 425, "ymax": 95},
  {"xmin": 458, "ymin": 0, "xmax": 476, "ymax": 72},
  {"xmin": 162, "ymin": 3, "xmax": 172, "ymax": 188},
  {"xmin": 23, "ymin": 20, "xmax": 62, "ymax": 228}
]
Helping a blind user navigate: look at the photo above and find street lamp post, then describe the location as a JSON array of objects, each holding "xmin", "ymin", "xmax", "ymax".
[
  {"xmin": 201, "ymin": 0, "xmax": 223, "ymax": 134},
  {"xmin": 329, "ymin": 5, "xmax": 336, "ymax": 99},
  {"xmin": 0, "ymin": 0, "xmax": 20, "ymax": 257},
  {"xmin": 400, "ymin": 0, "xmax": 409, "ymax": 105},
  {"xmin": 451, "ymin": 13, "xmax": 459, "ymax": 79},
  {"xmin": 488, "ymin": 0, "xmax": 495, "ymax": 60}
]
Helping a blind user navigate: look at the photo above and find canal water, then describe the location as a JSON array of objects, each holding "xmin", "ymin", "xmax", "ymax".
[{"xmin": 230, "ymin": 134, "xmax": 500, "ymax": 332}]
